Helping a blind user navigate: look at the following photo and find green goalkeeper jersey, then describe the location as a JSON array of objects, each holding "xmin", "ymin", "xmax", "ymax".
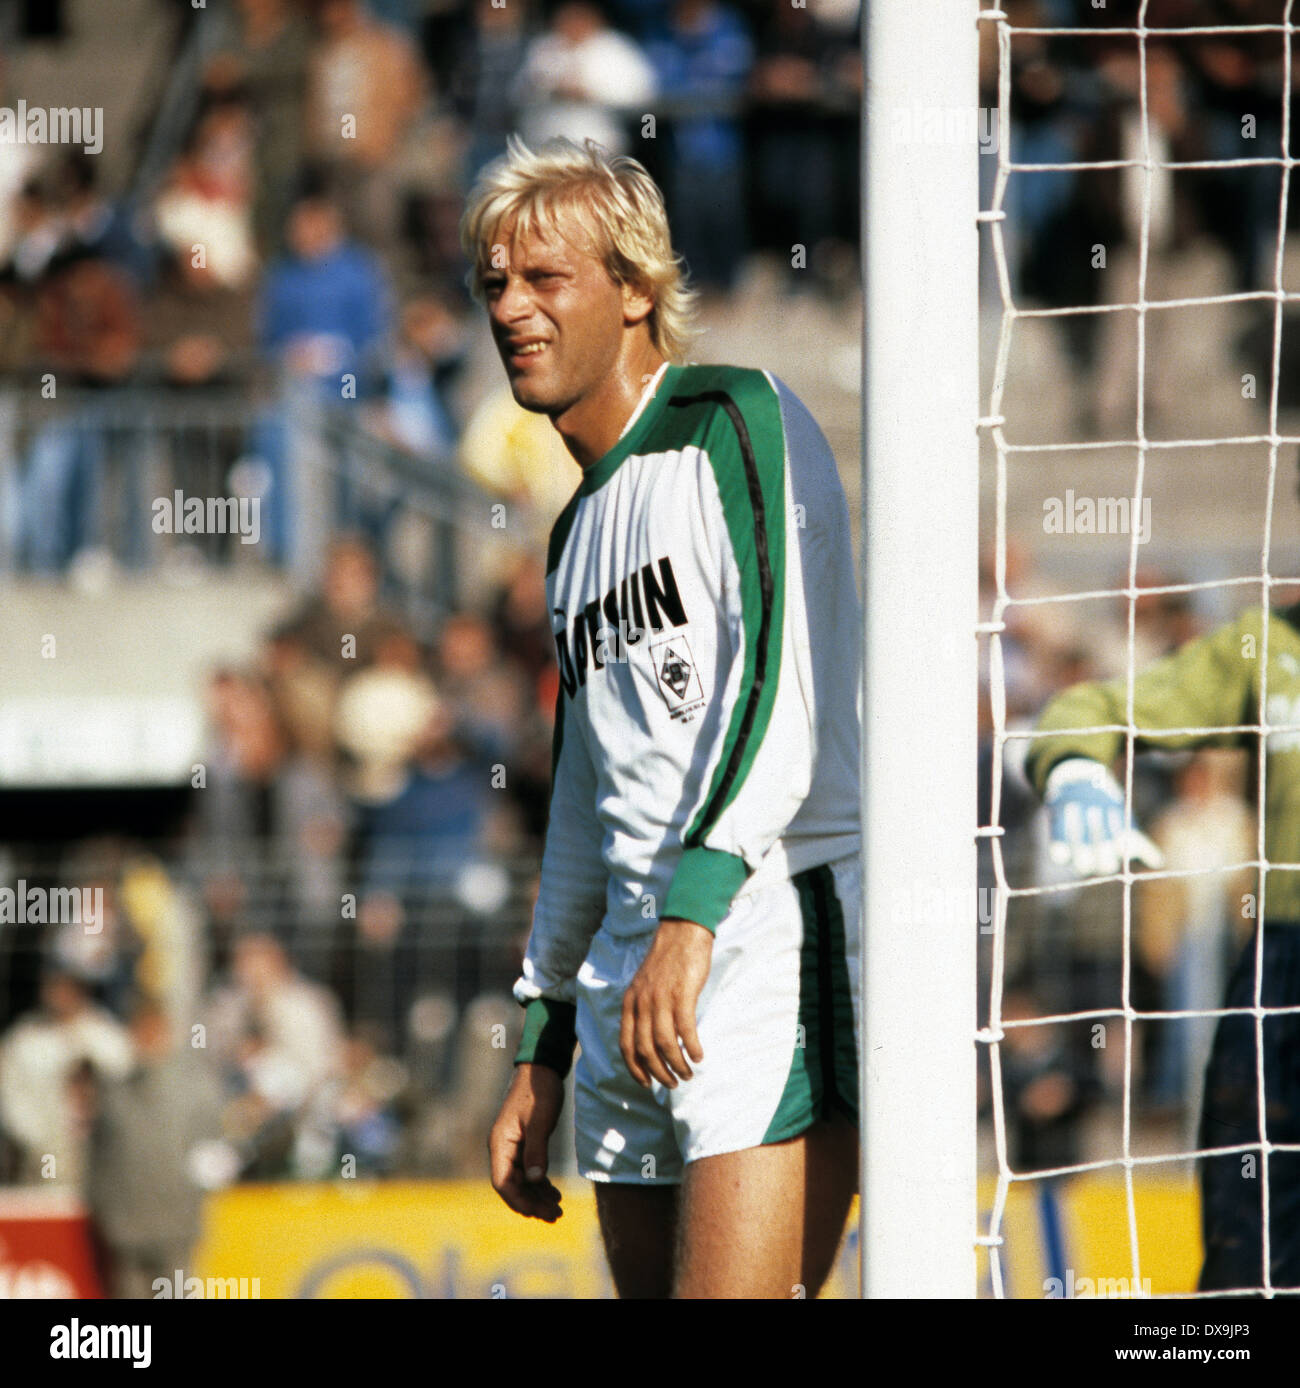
[{"xmin": 1024, "ymin": 603, "xmax": 1300, "ymax": 920}]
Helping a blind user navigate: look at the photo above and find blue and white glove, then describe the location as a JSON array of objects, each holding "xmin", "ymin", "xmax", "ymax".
[{"xmin": 1042, "ymin": 757, "xmax": 1165, "ymax": 877}]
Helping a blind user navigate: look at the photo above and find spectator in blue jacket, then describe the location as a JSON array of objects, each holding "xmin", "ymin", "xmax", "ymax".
[
  {"xmin": 258, "ymin": 187, "xmax": 390, "ymax": 386},
  {"xmin": 252, "ymin": 183, "xmax": 392, "ymax": 565}
]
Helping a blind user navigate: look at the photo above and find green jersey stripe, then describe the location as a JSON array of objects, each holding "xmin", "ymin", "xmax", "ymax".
[{"xmin": 671, "ymin": 381, "xmax": 788, "ymax": 847}]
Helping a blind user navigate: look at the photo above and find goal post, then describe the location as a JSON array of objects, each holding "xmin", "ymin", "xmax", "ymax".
[{"xmin": 859, "ymin": 0, "xmax": 981, "ymax": 1297}]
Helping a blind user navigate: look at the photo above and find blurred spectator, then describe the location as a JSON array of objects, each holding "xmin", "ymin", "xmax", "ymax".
[
  {"xmin": 434, "ymin": 611, "xmax": 529, "ymax": 766},
  {"xmin": 450, "ymin": 0, "xmax": 536, "ymax": 185},
  {"xmin": 206, "ymin": 0, "xmax": 313, "ymax": 256},
  {"xmin": 0, "ymin": 153, "xmax": 151, "ymax": 291},
  {"xmin": 258, "ymin": 185, "xmax": 391, "ymax": 387},
  {"xmin": 28, "ymin": 247, "xmax": 141, "ymax": 386},
  {"xmin": 304, "ymin": 0, "xmax": 426, "ymax": 254},
  {"xmin": 262, "ymin": 623, "xmax": 341, "ymax": 766},
  {"xmin": 335, "ymin": 621, "xmax": 441, "ymax": 806},
  {"xmin": 1139, "ymin": 751, "xmax": 1255, "ymax": 1130},
  {"xmin": 1091, "ymin": 45, "xmax": 1195, "ymax": 436},
  {"xmin": 0, "ymin": 124, "xmax": 43, "ymax": 272},
  {"xmin": 1093, "ymin": 568, "xmax": 1203, "ymax": 676},
  {"xmin": 1185, "ymin": 4, "xmax": 1284, "ymax": 294},
  {"xmin": 46, "ymin": 843, "xmax": 141, "ymax": 1020},
  {"xmin": 514, "ymin": 0, "xmax": 657, "ymax": 156},
  {"xmin": 279, "ymin": 533, "xmax": 403, "ymax": 672},
  {"xmin": 370, "ymin": 295, "xmax": 465, "ymax": 458},
  {"xmin": 457, "ymin": 382, "xmax": 582, "ymax": 543},
  {"xmin": 204, "ymin": 932, "xmax": 345, "ymax": 1175},
  {"xmin": 488, "ymin": 553, "xmax": 555, "ymax": 686},
  {"xmin": 199, "ymin": 667, "xmax": 286, "ymax": 856},
  {"xmin": 272, "ymin": 750, "xmax": 350, "ymax": 943},
  {"xmin": 0, "ymin": 175, "xmax": 64, "ymax": 290},
  {"xmin": 0, "ymin": 969, "xmax": 133, "ymax": 1186},
  {"xmin": 1009, "ymin": 13, "xmax": 1104, "ymax": 384},
  {"xmin": 321, "ymin": 1025, "xmax": 405, "ymax": 1175},
  {"xmin": 85, "ymin": 1000, "xmax": 226, "ymax": 1298},
  {"xmin": 13, "ymin": 242, "xmax": 142, "ymax": 573},
  {"xmin": 153, "ymin": 91, "xmax": 260, "ymax": 294},
  {"xmin": 357, "ymin": 692, "xmax": 500, "ymax": 898},
  {"xmin": 609, "ymin": 0, "xmax": 674, "ymax": 40},
  {"xmin": 748, "ymin": 0, "xmax": 854, "ymax": 291},
  {"xmin": 647, "ymin": 0, "xmax": 753, "ymax": 292},
  {"xmin": 253, "ymin": 186, "xmax": 393, "ymax": 560},
  {"xmin": 1000, "ymin": 985, "xmax": 1099, "ymax": 1174},
  {"xmin": 345, "ymin": 682, "xmax": 507, "ymax": 1055},
  {"xmin": 144, "ymin": 246, "xmax": 254, "ymax": 390},
  {"xmin": 47, "ymin": 151, "xmax": 154, "ymax": 288}
]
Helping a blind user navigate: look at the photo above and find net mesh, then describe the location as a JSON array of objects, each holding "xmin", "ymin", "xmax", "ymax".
[{"xmin": 978, "ymin": 0, "xmax": 1300, "ymax": 1298}]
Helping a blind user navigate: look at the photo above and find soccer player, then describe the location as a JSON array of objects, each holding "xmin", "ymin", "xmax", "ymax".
[
  {"xmin": 1025, "ymin": 603, "xmax": 1300, "ymax": 1293},
  {"xmin": 462, "ymin": 136, "xmax": 861, "ymax": 1299}
]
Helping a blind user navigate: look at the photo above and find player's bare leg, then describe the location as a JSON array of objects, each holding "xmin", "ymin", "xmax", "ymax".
[
  {"xmin": 594, "ymin": 1183, "xmax": 679, "ymax": 1299},
  {"xmin": 671, "ymin": 1117, "xmax": 858, "ymax": 1299},
  {"xmin": 796, "ymin": 1116, "xmax": 859, "ymax": 1293}
]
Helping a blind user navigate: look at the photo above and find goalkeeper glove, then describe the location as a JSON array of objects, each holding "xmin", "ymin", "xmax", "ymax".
[{"xmin": 1042, "ymin": 757, "xmax": 1165, "ymax": 877}]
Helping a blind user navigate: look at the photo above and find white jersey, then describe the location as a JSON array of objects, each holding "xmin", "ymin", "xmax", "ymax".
[{"xmin": 515, "ymin": 361, "xmax": 861, "ymax": 1012}]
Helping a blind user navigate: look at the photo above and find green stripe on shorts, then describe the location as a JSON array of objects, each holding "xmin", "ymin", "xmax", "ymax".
[{"xmin": 762, "ymin": 864, "xmax": 859, "ymax": 1145}]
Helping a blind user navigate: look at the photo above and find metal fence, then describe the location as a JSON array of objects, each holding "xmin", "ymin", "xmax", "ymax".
[
  {"xmin": 0, "ymin": 837, "xmax": 545, "ymax": 1185},
  {"xmin": 0, "ymin": 383, "xmax": 499, "ymax": 636}
]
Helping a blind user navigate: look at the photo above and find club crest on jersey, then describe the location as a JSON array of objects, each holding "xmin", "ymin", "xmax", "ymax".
[
  {"xmin": 651, "ymin": 634, "xmax": 706, "ymax": 720},
  {"xmin": 554, "ymin": 555, "xmax": 688, "ymax": 698}
]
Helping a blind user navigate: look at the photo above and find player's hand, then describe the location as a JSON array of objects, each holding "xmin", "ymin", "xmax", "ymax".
[
  {"xmin": 488, "ymin": 1062, "xmax": 565, "ymax": 1222},
  {"xmin": 1043, "ymin": 757, "xmax": 1165, "ymax": 876},
  {"xmin": 620, "ymin": 917, "xmax": 711, "ymax": 1089}
]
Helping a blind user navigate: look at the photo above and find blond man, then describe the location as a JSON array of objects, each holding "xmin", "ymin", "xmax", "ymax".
[{"xmin": 465, "ymin": 137, "xmax": 861, "ymax": 1299}]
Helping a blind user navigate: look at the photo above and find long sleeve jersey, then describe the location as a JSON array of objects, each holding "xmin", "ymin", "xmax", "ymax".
[
  {"xmin": 1024, "ymin": 603, "xmax": 1300, "ymax": 919},
  {"xmin": 514, "ymin": 362, "xmax": 862, "ymax": 1017}
]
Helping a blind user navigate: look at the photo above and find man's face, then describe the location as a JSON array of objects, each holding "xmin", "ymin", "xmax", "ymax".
[
  {"xmin": 43, "ymin": 975, "xmax": 85, "ymax": 1021},
  {"xmin": 555, "ymin": 3, "xmax": 602, "ymax": 43},
  {"xmin": 482, "ymin": 221, "xmax": 631, "ymax": 417},
  {"xmin": 288, "ymin": 201, "xmax": 341, "ymax": 261},
  {"xmin": 317, "ymin": 0, "xmax": 360, "ymax": 37}
]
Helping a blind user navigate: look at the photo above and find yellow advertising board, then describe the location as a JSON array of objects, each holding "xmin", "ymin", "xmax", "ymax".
[{"xmin": 190, "ymin": 1174, "xmax": 1203, "ymax": 1298}]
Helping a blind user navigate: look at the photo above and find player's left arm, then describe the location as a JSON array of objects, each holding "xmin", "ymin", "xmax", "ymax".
[{"xmin": 622, "ymin": 372, "xmax": 827, "ymax": 1088}]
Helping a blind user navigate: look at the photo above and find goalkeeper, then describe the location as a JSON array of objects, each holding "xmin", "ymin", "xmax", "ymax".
[
  {"xmin": 1026, "ymin": 604, "xmax": 1300, "ymax": 1293},
  {"xmin": 464, "ymin": 137, "xmax": 861, "ymax": 1299}
]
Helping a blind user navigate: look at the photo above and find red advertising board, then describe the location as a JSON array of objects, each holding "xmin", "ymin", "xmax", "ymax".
[{"xmin": 0, "ymin": 1188, "xmax": 102, "ymax": 1298}]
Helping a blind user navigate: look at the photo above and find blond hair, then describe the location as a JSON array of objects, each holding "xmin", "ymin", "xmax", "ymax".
[{"xmin": 459, "ymin": 135, "xmax": 699, "ymax": 363}]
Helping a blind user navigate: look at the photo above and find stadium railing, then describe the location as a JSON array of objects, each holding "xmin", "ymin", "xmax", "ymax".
[
  {"xmin": 0, "ymin": 381, "xmax": 499, "ymax": 632},
  {"xmin": 0, "ymin": 836, "xmax": 542, "ymax": 1185}
]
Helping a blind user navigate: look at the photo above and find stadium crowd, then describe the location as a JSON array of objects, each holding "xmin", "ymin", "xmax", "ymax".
[
  {"xmin": 0, "ymin": 0, "xmax": 860, "ymax": 571},
  {"xmin": 0, "ymin": 0, "xmax": 1297, "ymax": 1294},
  {"xmin": 987, "ymin": 0, "xmax": 1300, "ymax": 428}
]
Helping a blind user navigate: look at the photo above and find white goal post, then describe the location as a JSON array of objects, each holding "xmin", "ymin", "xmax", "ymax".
[{"xmin": 860, "ymin": 0, "xmax": 981, "ymax": 1297}]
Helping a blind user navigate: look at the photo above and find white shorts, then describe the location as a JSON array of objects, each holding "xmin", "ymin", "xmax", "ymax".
[{"xmin": 573, "ymin": 854, "xmax": 861, "ymax": 1183}]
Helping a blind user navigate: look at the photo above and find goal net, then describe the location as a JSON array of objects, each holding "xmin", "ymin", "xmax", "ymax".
[{"xmin": 976, "ymin": 0, "xmax": 1300, "ymax": 1300}]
